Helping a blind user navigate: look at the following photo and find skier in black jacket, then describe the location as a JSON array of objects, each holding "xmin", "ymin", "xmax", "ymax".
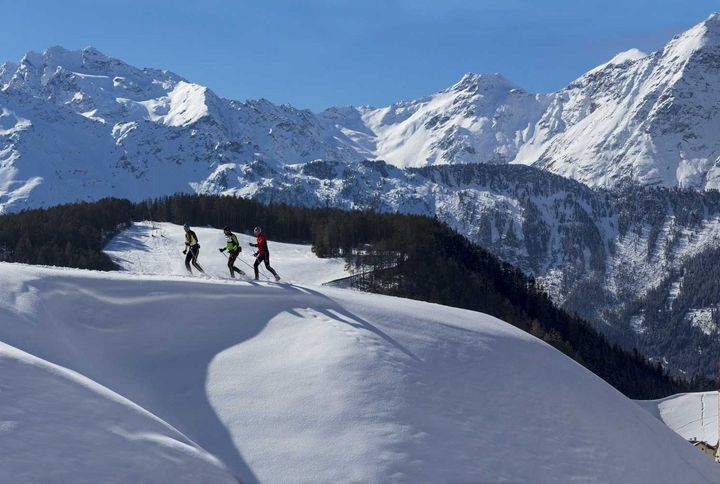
[{"xmin": 183, "ymin": 224, "xmax": 205, "ymax": 274}]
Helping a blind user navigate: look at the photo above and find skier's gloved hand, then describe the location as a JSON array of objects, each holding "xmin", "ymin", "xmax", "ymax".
[
  {"xmin": 253, "ymin": 252, "xmax": 259, "ymax": 257},
  {"xmin": 182, "ymin": 250, "xmax": 187, "ymax": 255},
  {"xmin": 249, "ymin": 243, "xmax": 256, "ymax": 247},
  {"xmin": 219, "ymin": 248, "xmax": 226, "ymax": 253}
]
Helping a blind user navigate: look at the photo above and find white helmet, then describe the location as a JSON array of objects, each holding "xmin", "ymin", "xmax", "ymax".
[{"xmin": 253, "ymin": 226, "xmax": 261, "ymax": 235}]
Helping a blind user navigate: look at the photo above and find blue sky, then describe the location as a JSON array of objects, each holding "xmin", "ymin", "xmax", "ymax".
[{"xmin": 1, "ymin": 0, "xmax": 718, "ymax": 110}]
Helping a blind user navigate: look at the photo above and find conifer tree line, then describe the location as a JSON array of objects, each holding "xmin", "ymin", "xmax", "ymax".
[{"xmin": 0, "ymin": 194, "xmax": 711, "ymax": 398}]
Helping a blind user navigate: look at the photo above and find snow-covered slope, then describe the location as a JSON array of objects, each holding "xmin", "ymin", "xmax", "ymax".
[
  {"xmin": 104, "ymin": 221, "xmax": 351, "ymax": 285},
  {"xmin": 638, "ymin": 392, "xmax": 719, "ymax": 448},
  {"xmin": 1, "ymin": 260, "xmax": 718, "ymax": 482},
  {"xmin": 0, "ymin": 341, "xmax": 235, "ymax": 483},
  {"xmin": 321, "ymin": 73, "xmax": 548, "ymax": 168}
]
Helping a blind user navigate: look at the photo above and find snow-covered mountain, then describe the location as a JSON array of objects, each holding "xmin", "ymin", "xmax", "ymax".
[
  {"xmin": 521, "ymin": 14, "xmax": 720, "ymax": 189},
  {"xmin": 6, "ymin": 15, "xmax": 720, "ymax": 377},
  {"xmin": 1, "ymin": 233, "xmax": 718, "ymax": 482},
  {"xmin": 0, "ymin": 46, "xmax": 362, "ymax": 212},
  {"xmin": 323, "ymin": 13, "xmax": 720, "ymax": 189},
  {"xmin": 4, "ymin": 14, "xmax": 720, "ymax": 213},
  {"xmin": 320, "ymin": 73, "xmax": 549, "ymax": 168}
]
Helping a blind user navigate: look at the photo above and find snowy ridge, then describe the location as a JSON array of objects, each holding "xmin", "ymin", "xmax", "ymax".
[
  {"xmin": 586, "ymin": 48, "xmax": 649, "ymax": 75},
  {"xmin": 321, "ymin": 73, "xmax": 549, "ymax": 168},
  {"xmin": 1, "ymin": 258, "xmax": 718, "ymax": 482}
]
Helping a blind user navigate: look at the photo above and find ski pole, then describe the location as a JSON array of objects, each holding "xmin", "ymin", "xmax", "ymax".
[
  {"xmin": 238, "ymin": 253, "xmax": 271, "ymax": 281},
  {"xmin": 183, "ymin": 247, "xmax": 204, "ymax": 273},
  {"xmin": 218, "ymin": 249, "xmax": 245, "ymax": 277},
  {"xmin": 220, "ymin": 249, "xmax": 257, "ymax": 278},
  {"xmin": 251, "ymin": 254, "xmax": 273, "ymax": 280}
]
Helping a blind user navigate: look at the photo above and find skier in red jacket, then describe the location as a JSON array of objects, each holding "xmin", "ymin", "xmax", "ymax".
[{"xmin": 249, "ymin": 226, "xmax": 281, "ymax": 281}]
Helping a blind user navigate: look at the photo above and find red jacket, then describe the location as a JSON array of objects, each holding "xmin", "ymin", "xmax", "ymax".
[{"xmin": 255, "ymin": 233, "xmax": 269, "ymax": 255}]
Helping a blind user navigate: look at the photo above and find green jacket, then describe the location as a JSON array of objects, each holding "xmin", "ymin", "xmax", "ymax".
[{"xmin": 225, "ymin": 232, "xmax": 240, "ymax": 252}]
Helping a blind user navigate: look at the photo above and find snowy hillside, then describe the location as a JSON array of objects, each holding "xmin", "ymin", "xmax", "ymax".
[
  {"xmin": 1, "ymin": 259, "xmax": 718, "ymax": 482},
  {"xmin": 638, "ymin": 392, "xmax": 719, "ymax": 448},
  {"xmin": 104, "ymin": 221, "xmax": 351, "ymax": 285},
  {"xmin": 0, "ymin": 341, "xmax": 235, "ymax": 483}
]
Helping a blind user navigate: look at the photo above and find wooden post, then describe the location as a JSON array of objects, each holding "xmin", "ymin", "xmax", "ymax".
[{"xmin": 716, "ymin": 390, "xmax": 720, "ymax": 462}]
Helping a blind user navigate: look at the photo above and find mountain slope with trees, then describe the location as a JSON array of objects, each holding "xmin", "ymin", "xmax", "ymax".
[{"xmin": 0, "ymin": 195, "xmax": 708, "ymax": 399}]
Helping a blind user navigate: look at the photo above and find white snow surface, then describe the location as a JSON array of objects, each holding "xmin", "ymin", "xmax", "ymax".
[
  {"xmin": 0, "ymin": 258, "xmax": 719, "ymax": 482},
  {"xmin": 0, "ymin": 341, "xmax": 234, "ymax": 483},
  {"xmin": 686, "ymin": 308, "xmax": 718, "ymax": 336},
  {"xmin": 104, "ymin": 221, "xmax": 351, "ymax": 285},
  {"xmin": 586, "ymin": 48, "xmax": 649, "ymax": 75},
  {"xmin": 638, "ymin": 392, "xmax": 720, "ymax": 447}
]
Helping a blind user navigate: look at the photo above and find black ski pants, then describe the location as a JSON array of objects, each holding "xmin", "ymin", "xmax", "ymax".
[
  {"xmin": 227, "ymin": 249, "xmax": 244, "ymax": 277},
  {"xmin": 254, "ymin": 253, "xmax": 278, "ymax": 280},
  {"xmin": 185, "ymin": 245, "xmax": 204, "ymax": 273}
]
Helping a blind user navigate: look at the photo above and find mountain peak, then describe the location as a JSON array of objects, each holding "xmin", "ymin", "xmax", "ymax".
[
  {"xmin": 19, "ymin": 45, "xmax": 117, "ymax": 74},
  {"xmin": 607, "ymin": 48, "xmax": 647, "ymax": 65},
  {"xmin": 585, "ymin": 48, "xmax": 647, "ymax": 76},
  {"xmin": 660, "ymin": 13, "xmax": 720, "ymax": 63},
  {"xmin": 703, "ymin": 12, "xmax": 720, "ymax": 41},
  {"xmin": 450, "ymin": 72, "xmax": 518, "ymax": 93}
]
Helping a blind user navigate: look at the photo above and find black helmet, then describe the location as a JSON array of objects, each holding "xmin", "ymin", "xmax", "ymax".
[{"xmin": 223, "ymin": 226, "xmax": 230, "ymax": 233}]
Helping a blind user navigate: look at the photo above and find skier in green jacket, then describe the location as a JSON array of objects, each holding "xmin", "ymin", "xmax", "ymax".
[{"xmin": 218, "ymin": 226, "xmax": 245, "ymax": 278}]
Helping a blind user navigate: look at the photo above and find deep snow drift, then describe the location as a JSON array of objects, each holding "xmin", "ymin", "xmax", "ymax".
[
  {"xmin": 0, "ymin": 341, "xmax": 235, "ymax": 483},
  {"xmin": 0, "ymin": 260, "xmax": 718, "ymax": 482}
]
